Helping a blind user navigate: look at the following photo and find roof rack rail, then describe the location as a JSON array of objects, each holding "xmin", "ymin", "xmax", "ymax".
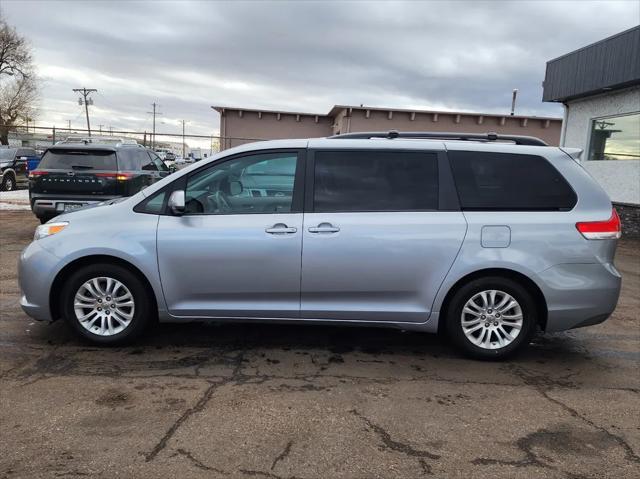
[{"xmin": 328, "ymin": 130, "xmax": 548, "ymax": 146}]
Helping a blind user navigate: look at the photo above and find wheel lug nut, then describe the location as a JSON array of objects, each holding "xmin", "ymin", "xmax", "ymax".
[
  {"xmin": 106, "ymin": 310, "xmax": 110, "ymax": 315},
  {"xmin": 495, "ymin": 313, "xmax": 500, "ymax": 318},
  {"xmin": 484, "ymin": 322, "xmax": 490, "ymax": 327},
  {"xmin": 481, "ymin": 315, "xmax": 486, "ymax": 319},
  {"xmin": 97, "ymin": 299, "xmax": 102, "ymax": 303},
  {"xmin": 106, "ymin": 297, "xmax": 111, "ymax": 301},
  {"xmin": 97, "ymin": 307, "xmax": 102, "ymax": 311},
  {"xmin": 487, "ymin": 309, "xmax": 493, "ymax": 313},
  {"xmin": 494, "ymin": 321, "xmax": 498, "ymax": 326}
]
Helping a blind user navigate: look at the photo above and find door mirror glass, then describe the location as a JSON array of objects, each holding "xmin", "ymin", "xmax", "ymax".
[
  {"xmin": 229, "ymin": 180, "xmax": 243, "ymax": 196},
  {"xmin": 168, "ymin": 190, "xmax": 185, "ymax": 215}
]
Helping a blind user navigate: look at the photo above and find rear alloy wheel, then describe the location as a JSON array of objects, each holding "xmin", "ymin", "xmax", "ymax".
[
  {"xmin": 61, "ymin": 263, "xmax": 152, "ymax": 345},
  {"xmin": 1, "ymin": 173, "xmax": 16, "ymax": 191},
  {"xmin": 446, "ymin": 277, "xmax": 536, "ymax": 359}
]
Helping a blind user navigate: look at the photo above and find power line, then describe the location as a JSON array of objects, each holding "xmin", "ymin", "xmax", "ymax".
[{"xmin": 72, "ymin": 87, "xmax": 97, "ymax": 137}]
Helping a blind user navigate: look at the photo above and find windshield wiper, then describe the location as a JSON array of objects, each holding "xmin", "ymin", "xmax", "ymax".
[{"xmin": 71, "ymin": 165, "xmax": 94, "ymax": 170}]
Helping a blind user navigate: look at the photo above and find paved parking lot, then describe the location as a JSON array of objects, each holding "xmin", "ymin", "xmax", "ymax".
[{"xmin": 1, "ymin": 210, "xmax": 638, "ymax": 478}]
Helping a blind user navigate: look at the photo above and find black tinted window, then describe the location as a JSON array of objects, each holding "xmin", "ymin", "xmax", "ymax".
[
  {"xmin": 38, "ymin": 149, "xmax": 117, "ymax": 170},
  {"xmin": 313, "ymin": 151, "xmax": 438, "ymax": 212},
  {"xmin": 449, "ymin": 151, "xmax": 576, "ymax": 211}
]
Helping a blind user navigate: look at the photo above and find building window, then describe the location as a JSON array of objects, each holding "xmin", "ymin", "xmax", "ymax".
[{"xmin": 588, "ymin": 113, "xmax": 640, "ymax": 161}]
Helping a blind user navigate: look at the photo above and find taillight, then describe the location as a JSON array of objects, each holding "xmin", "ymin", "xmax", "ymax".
[
  {"xmin": 28, "ymin": 170, "xmax": 48, "ymax": 178},
  {"xmin": 576, "ymin": 208, "xmax": 621, "ymax": 240},
  {"xmin": 94, "ymin": 172, "xmax": 131, "ymax": 181}
]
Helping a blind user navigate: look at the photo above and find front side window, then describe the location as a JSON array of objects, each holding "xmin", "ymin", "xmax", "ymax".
[
  {"xmin": 449, "ymin": 151, "xmax": 576, "ymax": 211},
  {"xmin": 185, "ymin": 152, "xmax": 298, "ymax": 214},
  {"xmin": 313, "ymin": 150, "xmax": 439, "ymax": 212},
  {"xmin": 588, "ymin": 113, "xmax": 640, "ymax": 161}
]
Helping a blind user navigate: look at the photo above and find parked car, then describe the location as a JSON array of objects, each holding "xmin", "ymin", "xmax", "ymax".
[
  {"xmin": 0, "ymin": 147, "xmax": 38, "ymax": 191},
  {"xmin": 18, "ymin": 131, "xmax": 622, "ymax": 359},
  {"xmin": 28, "ymin": 141, "xmax": 171, "ymax": 223}
]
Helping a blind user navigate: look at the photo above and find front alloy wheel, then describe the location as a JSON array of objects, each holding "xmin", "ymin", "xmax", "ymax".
[
  {"xmin": 61, "ymin": 263, "xmax": 152, "ymax": 345},
  {"xmin": 74, "ymin": 277, "xmax": 135, "ymax": 336}
]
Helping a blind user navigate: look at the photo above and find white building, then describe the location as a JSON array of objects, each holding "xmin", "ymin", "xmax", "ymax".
[{"xmin": 543, "ymin": 26, "xmax": 639, "ymax": 236}]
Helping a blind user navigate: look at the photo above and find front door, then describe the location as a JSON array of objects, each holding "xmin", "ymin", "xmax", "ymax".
[
  {"xmin": 301, "ymin": 149, "xmax": 467, "ymax": 323},
  {"xmin": 157, "ymin": 150, "xmax": 305, "ymax": 318}
]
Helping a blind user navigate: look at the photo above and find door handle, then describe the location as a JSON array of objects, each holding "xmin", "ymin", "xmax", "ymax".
[
  {"xmin": 308, "ymin": 223, "xmax": 340, "ymax": 233},
  {"xmin": 265, "ymin": 223, "xmax": 297, "ymax": 235}
]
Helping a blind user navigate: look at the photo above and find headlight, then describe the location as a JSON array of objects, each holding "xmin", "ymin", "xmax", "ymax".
[{"xmin": 34, "ymin": 222, "xmax": 68, "ymax": 240}]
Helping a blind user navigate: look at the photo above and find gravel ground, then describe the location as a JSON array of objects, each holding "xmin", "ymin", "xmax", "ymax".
[{"xmin": 0, "ymin": 210, "xmax": 638, "ymax": 479}]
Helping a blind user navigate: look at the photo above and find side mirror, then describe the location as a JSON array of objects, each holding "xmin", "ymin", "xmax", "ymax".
[
  {"xmin": 168, "ymin": 190, "xmax": 185, "ymax": 215},
  {"xmin": 19, "ymin": 156, "xmax": 28, "ymax": 161},
  {"xmin": 229, "ymin": 180, "xmax": 243, "ymax": 196}
]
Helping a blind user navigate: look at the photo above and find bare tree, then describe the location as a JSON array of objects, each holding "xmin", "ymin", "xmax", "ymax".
[{"xmin": 0, "ymin": 16, "xmax": 38, "ymax": 145}]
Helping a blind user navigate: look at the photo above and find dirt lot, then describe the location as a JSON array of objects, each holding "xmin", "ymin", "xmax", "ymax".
[{"xmin": 1, "ymin": 210, "xmax": 638, "ymax": 479}]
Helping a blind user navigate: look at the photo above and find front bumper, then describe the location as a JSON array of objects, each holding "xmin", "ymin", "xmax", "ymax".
[
  {"xmin": 18, "ymin": 240, "xmax": 62, "ymax": 321},
  {"xmin": 30, "ymin": 194, "xmax": 120, "ymax": 218},
  {"xmin": 538, "ymin": 262, "xmax": 622, "ymax": 332}
]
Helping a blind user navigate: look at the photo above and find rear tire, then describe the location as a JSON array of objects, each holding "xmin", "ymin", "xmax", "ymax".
[
  {"xmin": 445, "ymin": 277, "xmax": 537, "ymax": 360},
  {"xmin": 60, "ymin": 263, "xmax": 153, "ymax": 345},
  {"xmin": 1, "ymin": 173, "xmax": 16, "ymax": 191}
]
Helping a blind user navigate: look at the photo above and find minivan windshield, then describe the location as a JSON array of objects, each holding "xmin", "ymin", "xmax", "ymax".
[{"xmin": 38, "ymin": 149, "xmax": 118, "ymax": 170}]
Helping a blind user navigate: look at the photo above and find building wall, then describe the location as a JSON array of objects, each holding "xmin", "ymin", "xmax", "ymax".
[
  {"xmin": 562, "ymin": 86, "xmax": 640, "ymax": 205},
  {"xmin": 219, "ymin": 110, "xmax": 333, "ymax": 150},
  {"xmin": 218, "ymin": 106, "xmax": 562, "ymax": 150},
  {"xmin": 336, "ymin": 109, "xmax": 561, "ymax": 145}
]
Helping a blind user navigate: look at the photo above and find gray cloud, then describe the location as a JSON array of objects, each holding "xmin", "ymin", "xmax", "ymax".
[{"xmin": 3, "ymin": 0, "xmax": 639, "ymax": 142}]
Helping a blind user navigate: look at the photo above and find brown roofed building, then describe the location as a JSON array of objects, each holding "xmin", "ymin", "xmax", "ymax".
[{"xmin": 213, "ymin": 104, "xmax": 562, "ymax": 150}]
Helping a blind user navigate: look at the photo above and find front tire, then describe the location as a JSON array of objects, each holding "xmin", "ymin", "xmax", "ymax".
[
  {"xmin": 446, "ymin": 277, "xmax": 537, "ymax": 360},
  {"xmin": 61, "ymin": 263, "xmax": 153, "ymax": 345},
  {"xmin": 1, "ymin": 173, "xmax": 16, "ymax": 191}
]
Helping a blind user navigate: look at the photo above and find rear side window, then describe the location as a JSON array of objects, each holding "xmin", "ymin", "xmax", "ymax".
[
  {"xmin": 449, "ymin": 151, "xmax": 577, "ymax": 211},
  {"xmin": 38, "ymin": 149, "xmax": 117, "ymax": 170},
  {"xmin": 117, "ymin": 149, "xmax": 153, "ymax": 171},
  {"xmin": 313, "ymin": 150, "xmax": 438, "ymax": 212}
]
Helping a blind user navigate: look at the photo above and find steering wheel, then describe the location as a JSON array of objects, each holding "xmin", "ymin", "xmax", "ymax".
[{"xmin": 213, "ymin": 190, "xmax": 231, "ymax": 213}]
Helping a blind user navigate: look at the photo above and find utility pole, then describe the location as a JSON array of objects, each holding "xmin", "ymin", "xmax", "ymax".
[
  {"xmin": 510, "ymin": 89, "xmax": 518, "ymax": 116},
  {"xmin": 146, "ymin": 102, "xmax": 162, "ymax": 149},
  {"xmin": 98, "ymin": 124, "xmax": 103, "ymax": 134},
  {"xmin": 180, "ymin": 120, "xmax": 188, "ymax": 158},
  {"xmin": 73, "ymin": 87, "xmax": 97, "ymax": 136},
  {"xmin": 67, "ymin": 120, "xmax": 71, "ymax": 130}
]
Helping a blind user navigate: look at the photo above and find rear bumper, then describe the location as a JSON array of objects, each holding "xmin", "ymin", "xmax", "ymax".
[
  {"xmin": 30, "ymin": 194, "xmax": 120, "ymax": 217},
  {"xmin": 538, "ymin": 262, "xmax": 622, "ymax": 332}
]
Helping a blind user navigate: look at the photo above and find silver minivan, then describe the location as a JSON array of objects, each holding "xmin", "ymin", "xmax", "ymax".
[{"xmin": 18, "ymin": 132, "xmax": 622, "ymax": 359}]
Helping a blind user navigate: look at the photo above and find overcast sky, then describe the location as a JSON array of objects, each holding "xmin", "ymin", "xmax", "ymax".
[{"xmin": 2, "ymin": 0, "xmax": 639, "ymax": 144}]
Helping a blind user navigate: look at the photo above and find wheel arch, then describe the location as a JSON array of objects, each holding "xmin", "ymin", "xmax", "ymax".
[
  {"xmin": 437, "ymin": 268, "xmax": 548, "ymax": 334},
  {"xmin": 49, "ymin": 255, "xmax": 158, "ymax": 321}
]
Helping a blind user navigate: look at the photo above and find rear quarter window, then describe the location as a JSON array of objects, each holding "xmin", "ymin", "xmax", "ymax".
[
  {"xmin": 38, "ymin": 149, "xmax": 117, "ymax": 170},
  {"xmin": 449, "ymin": 151, "xmax": 577, "ymax": 211}
]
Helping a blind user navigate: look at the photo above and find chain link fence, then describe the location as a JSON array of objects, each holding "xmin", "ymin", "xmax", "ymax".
[{"xmin": 3, "ymin": 124, "xmax": 267, "ymax": 158}]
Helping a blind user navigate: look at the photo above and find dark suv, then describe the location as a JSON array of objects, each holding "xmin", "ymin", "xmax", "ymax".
[
  {"xmin": 29, "ymin": 141, "xmax": 171, "ymax": 223},
  {"xmin": 0, "ymin": 147, "xmax": 38, "ymax": 191}
]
